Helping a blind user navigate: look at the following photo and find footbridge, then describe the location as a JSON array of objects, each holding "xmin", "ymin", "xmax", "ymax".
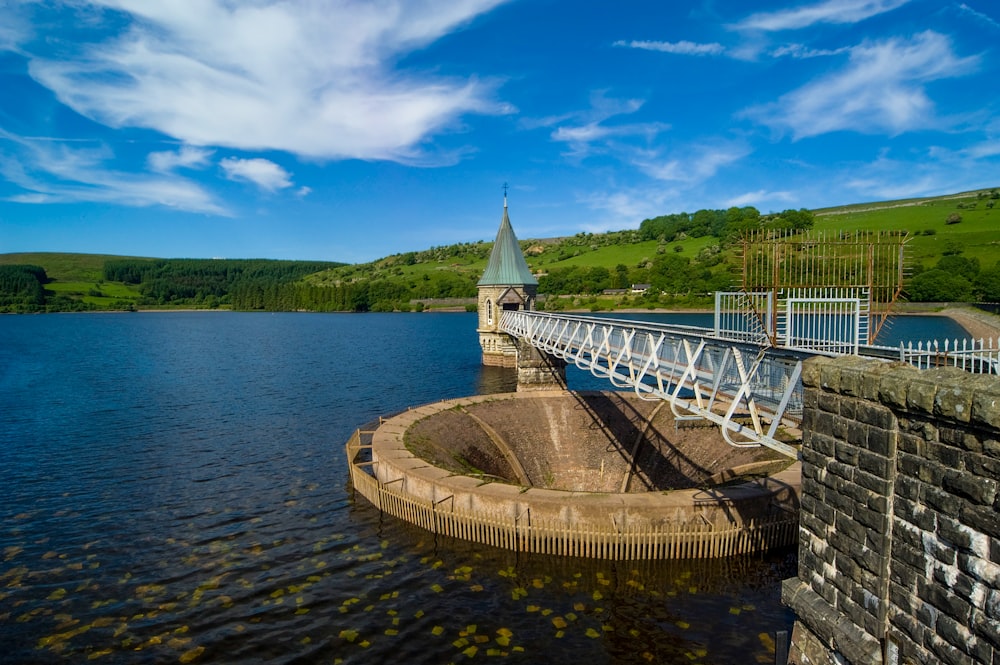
[{"xmin": 500, "ymin": 306, "xmax": 1000, "ymax": 460}]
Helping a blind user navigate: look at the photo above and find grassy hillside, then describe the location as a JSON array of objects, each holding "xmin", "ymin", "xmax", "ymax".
[
  {"xmin": 813, "ymin": 188, "xmax": 999, "ymax": 268},
  {"xmin": 3, "ymin": 186, "xmax": 998, "ymax": 313}
]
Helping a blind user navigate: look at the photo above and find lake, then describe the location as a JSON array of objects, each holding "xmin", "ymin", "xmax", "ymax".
[{"xmin": 0, "ymin": 311, "xmax": 965, "ymax": 664}]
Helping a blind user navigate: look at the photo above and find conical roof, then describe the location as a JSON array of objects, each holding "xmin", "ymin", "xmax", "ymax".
[{"xmin": 478, "ymin": 200, "xmax": 538, "ymax": 286}]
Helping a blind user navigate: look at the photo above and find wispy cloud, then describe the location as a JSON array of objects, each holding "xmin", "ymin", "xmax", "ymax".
[
  {"xmin": 545, "ymin": 91, "xmax": 669, "ymax": 160},
  {"xmin": 725, "ymin": 190, "xmax": 795, "ymax": 207},
  {"xmin": 0, "ymin": 130, "xmax": 226, "ymax": 213},
  {"xmin": 614, "ymin": 40, "xmax": 725, "ymax": 56},
  {"xmin": 147, "ymin": 146, "xmax": 213, "ymax": 173},
  {"xmin": 732, "ymin": 0, "xmax": 911, "ymax": 32},
  {"xmin": 743, "ymin": 31, "xmax": 978, "ymax": 139},
  {"xmin": 633, "ymin": 141, "xmax": 751, "ymax": 184},
  {"xmin": 770, "ymin": 43, "xmax": 851, "ymax": 58},
  {"xmin": 958, "ymin": 3, "xmax": 1000, "ymax": 30},
  {"xmin": 220, "ymin": 157, "xmax": 293, "ymax": 192},
  {"xmin": 8, "ymin": 0, "xmax": 510, "ymax": 164}
]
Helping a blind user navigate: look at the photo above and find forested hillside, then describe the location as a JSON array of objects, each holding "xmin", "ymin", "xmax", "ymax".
[
  {"xmin": 0, "ymin": 257, "xmax": 343, "ymax": 313},
  {"xmin": 2, "ymin": 187, "xmax": 998, "ymax": 313}
]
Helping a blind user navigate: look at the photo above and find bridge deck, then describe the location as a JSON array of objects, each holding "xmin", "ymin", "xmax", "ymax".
[{"xmin": 501, "ymin": 310, "xmax": 1000, "ymax": 459}]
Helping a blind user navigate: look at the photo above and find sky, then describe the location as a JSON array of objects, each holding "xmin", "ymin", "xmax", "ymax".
[{"xmin": 1, "ymin": 0, "xmax": 998, "ymax": 263}]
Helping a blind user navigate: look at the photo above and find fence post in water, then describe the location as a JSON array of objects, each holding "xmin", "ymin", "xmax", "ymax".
[{"xmin": 774, "ymin": 630, "xmax": 788, "ymax": 665}]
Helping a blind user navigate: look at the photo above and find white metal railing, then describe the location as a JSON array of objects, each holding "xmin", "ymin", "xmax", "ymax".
[
  {"xmin": 896, "ymin": 337, "xmax": 1000, "ymax": 373},
  {"xmin": 501, "ymin": 311, "xmax": 806, "ymax": 458},
  {"xmin": 783, "ymin": 298, "xmax": 862, "ymax": 355},
  {"xmin": 714, "ymin": 291, "xmax": 772, "ymax": 345},
  {"xmin": 500, "ymin": 310, "xmax": 1000, "ymax": 458}
]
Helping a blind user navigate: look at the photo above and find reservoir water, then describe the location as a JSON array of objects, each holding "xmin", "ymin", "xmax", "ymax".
[{"xmin": 0, "ymin": 311, "xmax": 968, "ymax": 664}]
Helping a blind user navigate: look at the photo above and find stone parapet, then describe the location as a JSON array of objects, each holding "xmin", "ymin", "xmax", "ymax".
[{"xmin": 786, "ymin": 356, "xmax": 1000, "ymax": 665}]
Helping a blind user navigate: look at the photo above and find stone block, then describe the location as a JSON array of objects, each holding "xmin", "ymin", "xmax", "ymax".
[
  {"xmin": 943, "ymin": 469, "xmax": 997, "ymax": 506},
  {"xmin": 837, "ymin": 358, "xmax": 868, "ymax": 397},
  {"xmin": 894, "ymin": 474, "xmax": 922, "ymax": 503},
  {"xmin": 858, "ymin": 400, "xmax": 896, "ymax": 430},
  {"xmin": 905, "ymin": 374, "xmax": 939, "ymax": 415},
  {"xmin": 858, "ymin": 449, "xmax": 891, "ymax": 478},
  {"xmin": 835, "ymin": 440, "xmax": 860, "ymax": 465},
  {"xmin": 970, "ymin": 377, "xmax": 1000, "ymax": 432},
  {"xmin": 878, "ymin": 366, "xmax": 914, "ymax": 410},
  {"xmin": 818, "ymin": 391, "xmax": 841, "ymax": 414},
  {"xmin": 897, "ymin": 431, "xmax": 923, "ymax": 455},
  {"xmin": 920, "ymin": 578, "xmax": 973, "ymax": 624},
  {"xmin": 855, "ymin": 467, "xmax": 891, "ymax": 496},
  {"xmin": 932, "ymin": 369, "xmax": 976, "ymax": 423},
  {"xmin": 957, "ymin": 551, "xmax": 1000, "ymax": 588},
  {"xmin": 890, "ymin": 561, "xmax": 918, "ymax": 589},
  {"xmin": 960, "ymin": 503, "xmax": 1000, "ymax": 540},
  {"xmin": 832, "ymin": 414, "xmax": 849, "ymax": 440},
  {"xmin": 888, "ymin": 611, "xmax": 924, "ymax": 645},
  {"xmin": 840, "ymin": 396, "xmax": 857, "ymax": 420},
  {"xmin": 800, "ymin": 358, "xmax": 825, "ymax": 389},
  {"xmin": 828, "ymin": 458, "xmax": 856, "ymax": 482},
  {"xmin": 865, "ymin": 426, "xmax": 893, "ymax": 458},
  {"xmin": 854, "ymin": 505, "xmax": 886, "ymax": 532},
  {"xmin": 927, "ymin": 632, "xmax": 973, "ymax": 665},
  {"xmin": 818, "ymin": 362, "xmax": 842, "ymax": 393},
  {"xmin": 835, "ymin": 512, "xmax": 867, "ymax": 546},
  {"xmin": 847, "ymin": 421, "xmax": 868, "ymax": 448},
  {"xmin": 938, "ymin": 513, "xmax": 976, "ymax": 550},
  {"xmin": 965, "ymin": 450, "xmax": 1000, "ymax": 479},
  {"xmin": 894, "ymin": 541, "xmax": 927, "ymax": 571},
  {"xmin": 973, "ymin": 605, "xmax": 1000, "ymax": 649}
]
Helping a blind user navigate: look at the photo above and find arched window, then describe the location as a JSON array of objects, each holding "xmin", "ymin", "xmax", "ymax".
[{"xmin": 486, "ymin": 299, "xmax": 494, "ymax": 325}]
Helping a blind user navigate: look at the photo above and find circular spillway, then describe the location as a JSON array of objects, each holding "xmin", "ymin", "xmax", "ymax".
[{"xmin": 348, "ymin": 390, "xmax": 801, "ymax": 559}]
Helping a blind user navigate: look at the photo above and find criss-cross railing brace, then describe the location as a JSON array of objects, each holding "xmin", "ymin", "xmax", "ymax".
[{"xmin": 501, "ymin": 311, "xmax": 805, "ymax": 458}]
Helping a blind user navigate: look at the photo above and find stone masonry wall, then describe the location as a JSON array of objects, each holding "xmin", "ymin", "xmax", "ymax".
[{"xmin": 783, "ymin": 355, "xmax": 1000, "ymax": 665}]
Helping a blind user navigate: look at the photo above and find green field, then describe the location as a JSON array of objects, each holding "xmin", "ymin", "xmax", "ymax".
[
  {"xmin": 3, "ymin": 186, "xmax": 998, "ymax": 312},
  {"xmin": 814, "ymin": 190, "xmax": 999, "ymax": 267}
]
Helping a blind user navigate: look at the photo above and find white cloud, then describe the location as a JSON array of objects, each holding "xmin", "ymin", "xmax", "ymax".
[
  {"xmin": 733, "ymin": 0, "xmax": 911, "ymax": 32},
  {"xmin": 633, "ymin": 141, "xmax": 751, "ymax": 184},
  {"xmin": 220, "ymin": 157, "xmax": 293, "ymax": 192},
  {"xmin": 147, "ymin": 145, "xmax": 213, "ymax": 172},
  {"xmin": 770, "ymin": 43, "xmax": 851, "ymax": 59},
  {"xmin": 958, "ymin": 3, "xmax": 1000, "ymax": 30},
  {"xmin": 15, "ymin": 0, "xmax": 510, "ymax": 163},
  {"xmin": 614, "ymin": 40, "xmax": 725, "ymax": 56},
  {"xmin": 725, "ymin": 190, "xmax": 795, "ymax": 207},
  {"xmin": 545, "ymin": 91, "xmax": 669, "ymax": 162},
  {"xmin": 744, "ymin": 32, "xmax": 978, "ymax": 139},
  {"xmin": 0, "ymin": 131, "xmax": 226, "ymax": 213}
]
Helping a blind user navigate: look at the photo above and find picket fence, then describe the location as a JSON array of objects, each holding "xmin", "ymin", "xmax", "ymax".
[{"xmin": 346, "ymin": 430, "xmax": 797, "ymax": 560}]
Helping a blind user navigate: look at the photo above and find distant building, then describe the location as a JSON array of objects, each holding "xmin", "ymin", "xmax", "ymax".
[{"xmin": 630, "ymin": 283, "xmax": 651, "ymax": 294}]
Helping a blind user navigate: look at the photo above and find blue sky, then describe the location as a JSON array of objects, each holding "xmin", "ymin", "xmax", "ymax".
[{"xmin": 1, "ymin": 0, "xmax": 998, "ymax": 263}]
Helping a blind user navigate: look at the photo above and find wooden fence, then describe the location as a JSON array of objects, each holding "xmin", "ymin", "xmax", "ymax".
[{"xmin": 346, "ymin": 430, "xmax": 797, "ymax": 560}]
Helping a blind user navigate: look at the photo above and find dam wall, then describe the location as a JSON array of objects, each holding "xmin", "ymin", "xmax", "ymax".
[{"xmin": 783, "ymin": 356, "xmax": 1000, "ymax": 665}]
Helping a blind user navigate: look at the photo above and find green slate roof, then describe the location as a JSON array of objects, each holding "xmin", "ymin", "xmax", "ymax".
[{"xmin": 478, "ymin": 202, "xmax": 538, "ymax": 286}]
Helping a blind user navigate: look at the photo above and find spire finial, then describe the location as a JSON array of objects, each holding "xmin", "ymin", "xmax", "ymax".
[{"xmin": 502, "ymin": 182, "xmax": 508, "ymax": 208}]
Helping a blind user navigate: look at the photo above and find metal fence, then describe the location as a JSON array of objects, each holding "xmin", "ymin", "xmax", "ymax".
[{"xmin": 896, "ymin": 336, "xmax": 1000, "ymax": 373}]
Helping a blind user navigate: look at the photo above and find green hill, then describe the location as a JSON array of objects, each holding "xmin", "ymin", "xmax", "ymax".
[{"xmin": 2, "ymin": 186, "xmax": 998, "ymax": 313}]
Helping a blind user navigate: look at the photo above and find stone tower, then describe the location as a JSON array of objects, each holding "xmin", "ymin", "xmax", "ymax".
[{"xmin": 477, "ymin": 196, "xmax": 537, "ymax": 367}]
